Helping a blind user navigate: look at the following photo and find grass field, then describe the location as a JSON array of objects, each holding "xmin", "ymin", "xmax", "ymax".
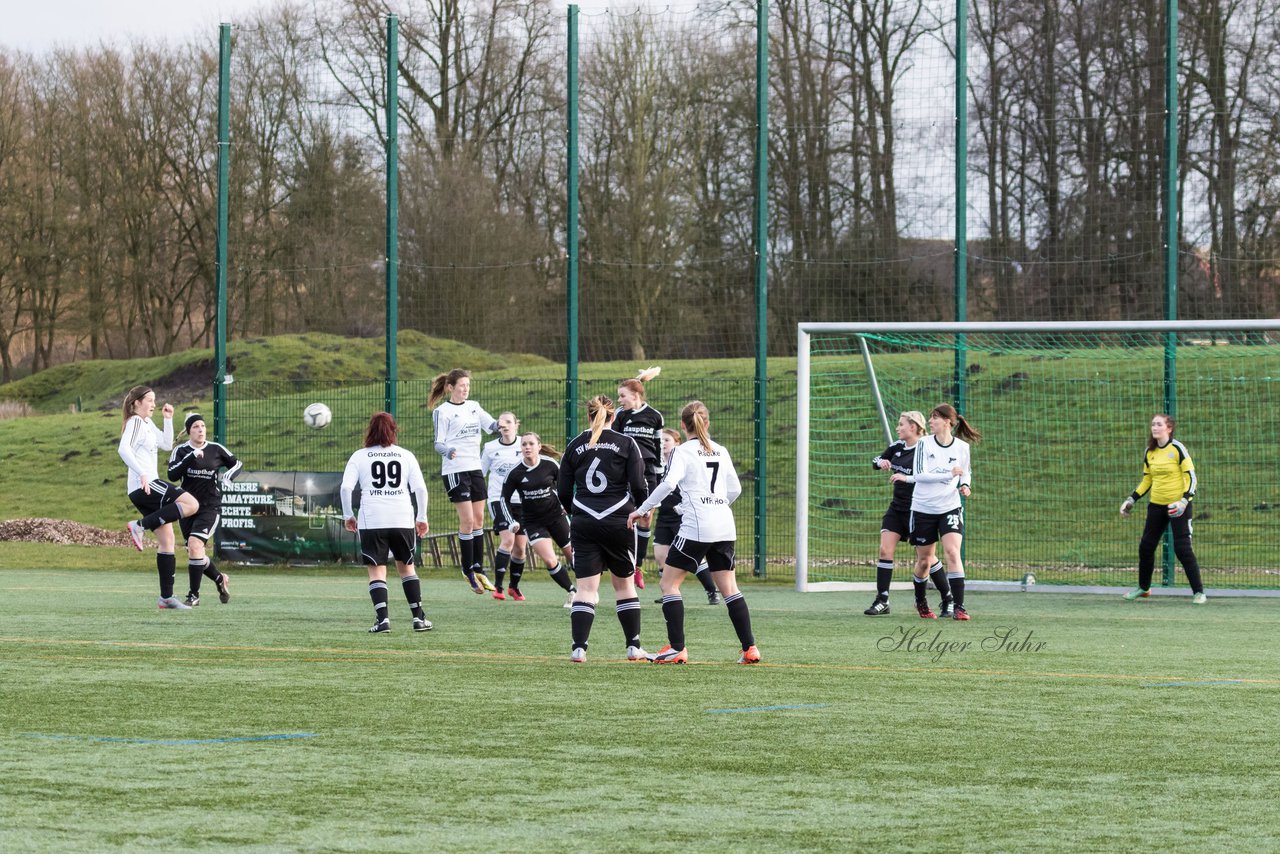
[{"xmin": 1, "ymin": 566, "xmax": 1276, "ymax": 852}]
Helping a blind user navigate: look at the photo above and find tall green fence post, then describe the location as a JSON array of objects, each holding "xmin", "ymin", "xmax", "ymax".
[
  {"xmin": 385, "ymin": 16, "xmax": 400, "ymax": 416},
  {"xmin": 752, "ymin": 0, "xmax": 769, "ymax": 577},
  {"xmin": 953, "ymin": 0, "xmax": 968, "ymax": 411},
  {"xmin": 565, "ymin": 6, "xmax": 580, "ymax": 441},
  {"xmin": 1161, "ymin": 0, "xmax": 1179, "ymax": 586},
  {"xmin": 214, "ymin": 23, "xmax": 230, "ymax": 444}
]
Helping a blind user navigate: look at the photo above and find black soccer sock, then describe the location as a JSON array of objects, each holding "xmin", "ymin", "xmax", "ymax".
[
  {"xmin": 913, "ymin": 575, "xmax": 929, "ymax": 604},
  {"xmin": 188, "ymin": 557, "xmax": 206, "ymax": 595},
  {"xmin": 636, "ymin": 526, "xmax": 652, "ymax": 567},
  {"xmin": 694, "ymin": 564, "xmax": 717, "ymax": 594},
  {"xmin": 368, "ymin": 580, "xmax": 390, "ymax": 623},
  {"xmin": 157, "ymin": 552, "xmax": 176, "ymax": 599},
  {"xmin": 509, "ymin": 558, "xmax": 525, "ymax": 590},
  {"xmin": 570, "ymin": 600, "xmax": 595, "ymax": 650},
  {"xmin": 203, "ymin": 559, "xmax": 221, "ymax": 582},
  {"xmin": 930, "ymin": 563, "xmax": 951, "ymax": 600},
  {"xmin": 458, "ymin": 533, "xmax": 473, "ymax": 577},
  {"xmin": 875, "ymin": 559, "xmax": 894, "ymax": 598},
  {"xmin": 616, "ymin": 597, "xmax": 642, "ymax": 648},
  {"xmin": 401, "ymin": 574, "xmax": 424, "ymax": 619},
  {"xmin": 547, "ymin": 562, "xmax": 574, "ymax": 592},
  {"xmin": 140, "ymin": 502, "xmax": 184, "ymax": 531},
  {"xmin": 661, "ymin": 594, "xmax": 686, "ymax": 650},
  {"xmin": 471, "ymin": 528, "xmax": 485, "ymax": 572},
  {"xmin": 493, "ymin": 549, "xmax": 511, "ymax": 591},
  {"xmin": 723, "ymin": 592, "xmax": 755, "ymax": 649},
  {"xmin": 948, "ymin": 573, "xmax": 965, "ymax": 609}
]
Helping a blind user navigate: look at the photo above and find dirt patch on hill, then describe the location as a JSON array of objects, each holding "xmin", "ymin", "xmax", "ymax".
[{"xmin": 0, "ymin": 518, "xmax": 138, "ymax": 548}]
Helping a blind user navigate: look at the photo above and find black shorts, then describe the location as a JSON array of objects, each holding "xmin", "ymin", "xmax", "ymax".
[
  {"xmin": 180, "ymin": 506, "xmax": 222, "ymax": 543},
  {"xmin": 524, "ymin": 514, "xmax": 570, "ymax": 549},
  {"xmin": 667, "ymin": 535, "xmax": 735, "ymax": 573},
  {"xmin": 128, "ymin": 480, "xmax": 186, "ymax": 516},
  {"xmin": 569, "ymin": 514, "xmax": 636, "ymax": 579},
  {"xmin": 653, "ymin": 510, "xmax": 681, "ymax": 547},
  {"xmin": 359, "ymin": 527, "xmax": 416, "ymax": 567},
  {"xmin": 909, "ymin": 507, "xmax": 964, "ymax": 547},
  {"xmin": 442, "ymin": 471, "xmax": 486, "ymax": 504},
  {"xmin": 489, "ymin": 500, "xmax": 518, "ymax": 534},
  {"xmin": 880, "ymin": 506, "xmax": 911, "ymax": 539}
]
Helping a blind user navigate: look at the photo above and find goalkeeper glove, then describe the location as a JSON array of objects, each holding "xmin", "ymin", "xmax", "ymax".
[
  {"xmin": 1119, "ymin": 497, "xmax": 1135, "ymax": 517},
  {"xmin": 1168, "ymin": 498, "xmax": 1189, "ymax": 518}
]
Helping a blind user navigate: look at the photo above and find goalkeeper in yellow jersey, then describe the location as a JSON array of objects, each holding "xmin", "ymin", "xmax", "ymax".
[{"xmin": 1119, "ymin": 414, "xmax": 1206, "ymax": 603}]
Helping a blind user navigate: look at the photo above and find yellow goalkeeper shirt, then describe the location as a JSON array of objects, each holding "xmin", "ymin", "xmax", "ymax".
[{"xmin": 1131, "ymin": 440, "xmax": 1197, "ymax": 506}]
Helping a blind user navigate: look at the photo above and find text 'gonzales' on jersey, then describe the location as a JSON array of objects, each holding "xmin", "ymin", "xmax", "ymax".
[
  {"xmin": 433, "ymin": 399, "xmax": 497, "ymax": 475},
  {"xmin": 341, "ymin": 445, "xmax": 429, "ymax": 529},
  {"xmin": 557, "ymin": 428, "xmax": 649, "ymax": 520},
  {"xmin": 637, "ymin": 439, "xmax": 741, "ymax": 542}
]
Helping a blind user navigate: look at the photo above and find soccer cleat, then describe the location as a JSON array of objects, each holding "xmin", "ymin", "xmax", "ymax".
[
  {"xmin": 937, "ymin": 598, "xmax": 955, "ymax": 619},
  {"xmin": 916, "ymin": 601, "xmax": 937, "ymax": 619},
  {"xmin": 1191, "ymin": 592, "xmax": 1208, "ymax": 605},
  {"xmin": 626, "ymin": 645, "xmax": 649, "ymax": 661},
  {"xmin": 126, "ymin": 521, "xmax": 145, "ymax": 551},
  {"xmin": 649, "ymin": 645, "xmax": 687, "ymax": 664},
  {"xmin": 157, "ymin": 596, "xmax": 191, "ymax": 610},
  {"xmin": 492, "ymin": 589, "xmax": 506, "ymax": 601},
  {"xmin": 707, "ymin": 591, "xmax": 721, "ymax": 606},
  {"xmin": 634, "ymin": 567, "xmax": 645, "ymax": 589},
  {"xmin": 564, "ymin": 591, "xmax": 574, "ymax": 609},
  {"xmin": 1122, "ymin": 588, "xmax": 1151, "ymax": 600},
  {"xmin": 216, "ymin": 572, "xmax": 231, "ymax": 604},
  {"xmin": 508, "ymin": 587, "xmax": 525, "ymax": 602},
  {"xmin": 465, "ymin": 571, "xmax": 484, "ymax": 594},
  {"xmin": 738, "ymin": 645, "xmax": 761, "ymax": 664},
  {"xmin": 183, "ymin": 592, "xmax": 200, "ymax": 607},
  {"xmin": 570, "ymin": 647, "xmax": 587, "ymax": 664},
  {"xmin": 475, "ymin": 572, "xmax": 497, "ymax": 593},
  {"xmin": 953, "ymin": 606, "xmax": 971, "ymax": 621},
  {"xmin": 864, "ymin": 597, "xmax": 890, "ymax": 616},
  {"xmin": 412, "ymin": 617, "xmax": 433, "ymax": 632},
  {"xmin": 369, "ymin": 619, "xmax": 391, "ymax": 633}
]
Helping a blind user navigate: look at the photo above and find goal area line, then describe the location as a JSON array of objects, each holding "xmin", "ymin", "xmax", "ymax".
[{"xmin": 800, "ymin": 581, "xmax": 1280, "ymax": 598}]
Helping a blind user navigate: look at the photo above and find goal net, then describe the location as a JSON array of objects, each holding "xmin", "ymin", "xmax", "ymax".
[{"xmin": 796, "ymin": 321, "xmax": 1280, "ymax": 592}]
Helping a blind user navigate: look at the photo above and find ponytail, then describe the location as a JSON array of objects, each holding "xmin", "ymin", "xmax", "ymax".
[
  {"xmin": 618, "ymin": 366, "xmax": 661, "ymax": 404},
  {"xmin": 429, "ymin": 368, "xmax": 470, "ymax": 408},
  {"xmin": 932, "ymin": 403, "xmax": 982, "ymax": 443},
  {"xmin": 680, "ymin": 401, "xmax": 714, "ymax": 453},
  {"xmin": 523, "ymin": 432, "xmax": 562, "ymax": 460},
  {"xmin": 587, "ymin": 395, "xmax": 615, "ymax": 445}
]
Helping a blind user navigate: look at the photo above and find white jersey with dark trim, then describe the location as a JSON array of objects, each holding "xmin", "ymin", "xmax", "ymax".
[
  {"xmin": 341, "ymin": 444, "xmax": 429, "ymax": 529},
  {"xmin": 117, "ymin": 415, "xmax": 174, "ymax": 494},
  {"xmin": 637, "ymin": 438, "xmax": 741, "ymax": 542},
  {"xmin": 906, "ymin": 434, "xmax": 972, "ymax": 514},
  {"xmin": 481, "ymin": 437, "xmax": 523, "ymax": 504},
  {"xmin": 433, "ymin": 400, "xmax": 497, "ymax": 476}
]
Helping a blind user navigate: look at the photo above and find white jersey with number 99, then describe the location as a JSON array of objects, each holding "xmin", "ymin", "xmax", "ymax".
[{"xmin": 341, "ymin": 444, "xmax": 429, "ymax": 529}]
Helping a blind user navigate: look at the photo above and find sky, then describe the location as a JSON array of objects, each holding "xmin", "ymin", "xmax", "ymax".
[{"xmin": 1, "ymin": 0, "xmax": 622, "ymax": 53}]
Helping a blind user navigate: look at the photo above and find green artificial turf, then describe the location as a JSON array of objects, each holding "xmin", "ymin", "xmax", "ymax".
[{"xmin": 1, "ymin": 567, "xmax": 1275, "ymax": 852}]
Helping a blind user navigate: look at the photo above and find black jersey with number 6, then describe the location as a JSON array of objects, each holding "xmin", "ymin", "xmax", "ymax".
[{"xmin": 557, "ymin": 428, "xmax": 649, "ymax": 520}]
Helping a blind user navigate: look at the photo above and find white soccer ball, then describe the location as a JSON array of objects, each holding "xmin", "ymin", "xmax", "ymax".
[{"xmin": 303, "ymin": 402, "xmax": 332, "ymax": 430}]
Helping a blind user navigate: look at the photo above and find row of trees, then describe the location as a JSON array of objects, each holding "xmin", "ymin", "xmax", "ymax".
[{"xmin": 2, "ymin": 0, "xmax": 1278, "ymax": 378}]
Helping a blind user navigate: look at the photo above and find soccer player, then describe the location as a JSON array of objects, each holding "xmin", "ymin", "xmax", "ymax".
[
  {"xmin": 119, "ymin": 385, "xmax": 200, "ymax": 609},
  {"xmin": 1119, "ymin": 413, "xmax": 1206, "ymax": 603},
  {"xmin": 611, "ymin": 366, "xmax": 663, "ymax": 590},
  {"xmin": 891, "ymin": 403, "xmax": 981, "ymax": 620},
  {"xmin": 865, "ymin": 411, "xmax": 951, "ymax": 619},
  {"xmin": 498, "ymin": 433, "xmax": 576, "ymax": 605},
  {"xmin": 167, "ymin": 413, "xmax": 241, "ymax": 606},
  {"xmin": 341, "ymin": 412, "xmax": 431, "ymax": 633},
  {"xmin": 481, "ymin": 411, "xmax": 527, "ymax": 600},
  {"xmin": 651, "ymin": 428, "xmax": 721, "ymax": 606},
  {"xmin": 628, "ymin": 401, "xmax": 760, "ymax": 664},
  {"xmin": 429, "ymin": 368, "xmax": 499, "ymax": 595},
  {"xmin": 557, "ymin": 394, "xmax": 650, "ymax": 663}
]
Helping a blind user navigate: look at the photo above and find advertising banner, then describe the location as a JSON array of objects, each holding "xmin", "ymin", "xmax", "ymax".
[{"xmin": 217, "ymin": 471, "xmax": 358, "ymax": 564}]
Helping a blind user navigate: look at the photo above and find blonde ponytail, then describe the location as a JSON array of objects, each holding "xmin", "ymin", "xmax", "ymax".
[
  {"xmin": 680, "ymin": 401, "xmax": 713, "ymax": 453},
  {"xmin": 587, "ymin": 395, "xmax": 615, "ymax": 445}
]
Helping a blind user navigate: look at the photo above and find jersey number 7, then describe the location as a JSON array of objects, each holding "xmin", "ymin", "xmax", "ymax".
[{"xmin": 706, "ymin": 461, "xmax": 719, "ymax": 492}]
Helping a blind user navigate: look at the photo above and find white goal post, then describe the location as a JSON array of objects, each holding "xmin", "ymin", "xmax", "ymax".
[{"xmin": 795, "ymin": 319, "xmax": 1280, "ymax": 593}]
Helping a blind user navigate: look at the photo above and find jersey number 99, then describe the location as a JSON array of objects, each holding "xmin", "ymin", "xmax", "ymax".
[{"xmin": 371, "ymin": 460, "xmax": 402, "ymax": 489}]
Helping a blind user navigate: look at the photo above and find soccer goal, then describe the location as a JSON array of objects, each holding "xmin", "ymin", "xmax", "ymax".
[{"xmin": 795, "ymin": 320, "xmax": 1280, "ymax": 593}]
